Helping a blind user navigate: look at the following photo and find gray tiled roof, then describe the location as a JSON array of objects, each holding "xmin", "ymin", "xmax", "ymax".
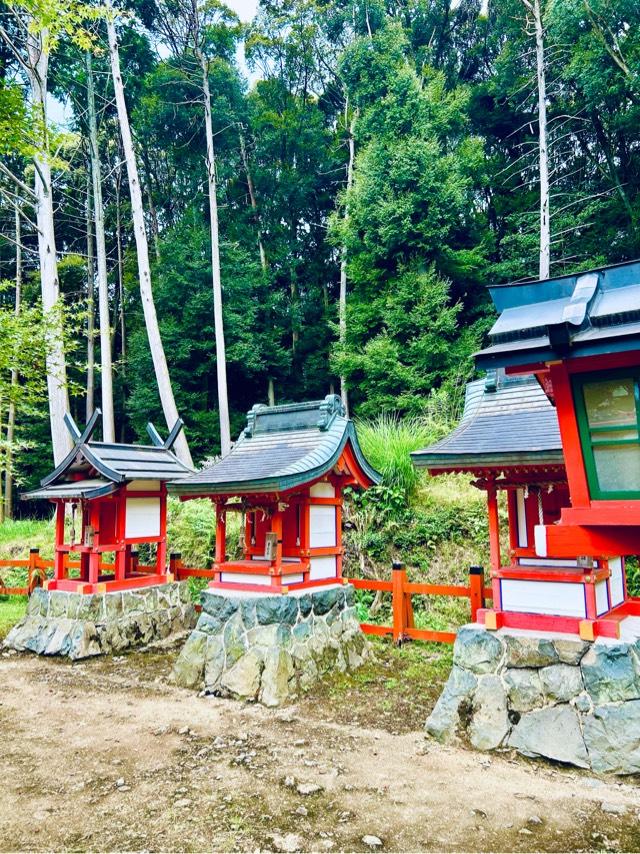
[
  {"xmin": 23, "ymin": 418, "xmax": 193, "ymax": 501},
  {"xmin": 476, "ymin": 260, "xmax": 640, "ymax": 370},
  {"xmin": 169, "ymin": 396, "xmax": 380, "ymax": 495},
  {"xmin": 411, "ymin": 373, "xmax": 564, "ymax": 471}
]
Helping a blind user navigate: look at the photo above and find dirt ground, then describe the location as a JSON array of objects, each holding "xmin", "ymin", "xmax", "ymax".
[{"xmin": 1, "ymin": 638, "xmax": 639, "ymax": 853}]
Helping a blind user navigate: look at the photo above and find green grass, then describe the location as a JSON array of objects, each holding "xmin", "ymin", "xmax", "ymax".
[
  {"xmin": 0, "ymin": 596, "xmax": 27, "ymax": 639},
  {"xmin": 355, "ymin": 412, "xmax": 445, "ymax": 497},
  {"xmin": 0, "ymin": 517, "xmax": 54, "ymax": 559}
]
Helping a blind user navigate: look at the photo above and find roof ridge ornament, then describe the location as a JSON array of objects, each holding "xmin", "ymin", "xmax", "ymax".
[
  {"xmin": 64, "ymin": 409, "xmax": 102, "ymax": 445},
  {"xmin": 146, "ymin": 418, "xmax": 185, "ymax": 451},
  {"xmin": 317, "ymin": 394, "xmax": 346, "ymax": 430}
]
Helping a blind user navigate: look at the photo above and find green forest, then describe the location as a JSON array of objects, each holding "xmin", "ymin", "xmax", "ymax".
[{"xmin": 1, "ymin": 0, "xmax": 639, "ymax": 506}]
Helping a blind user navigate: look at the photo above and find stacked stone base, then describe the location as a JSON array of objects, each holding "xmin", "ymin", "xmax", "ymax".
[
  {"xmin": 172, "ymin": 583, "xmax": 369, "ymax": 706},
  {"xmin": 426, "ymin": 624, "xmax": 640, "ymax": 774},
  {"xmin": 4, "ymin": 583, "xmax": 197, "ymax": 660}
]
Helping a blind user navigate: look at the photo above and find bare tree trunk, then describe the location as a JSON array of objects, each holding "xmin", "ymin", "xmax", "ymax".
[
  {"xmin": 86, "ymin": 167, "xmax": 95, "ymax": 421},
  {"xmin": 114, "ymin": 158, "xmax": 126, "ymax": 364},
  {"xmin": 107, "ymin": 9, "xmax": 192, "ymax": 466},
  {"xmin": 142, "ymin": 142, "xmax": 161, "ymax": 260},
  {"xmin": 27, "ymin": 31, "xmax": 73, "ymax": 465},
  {"xmin": 528, "ymin": 0, "xmax": 550, "ymax": 279},
  {"xmin": 267, "ymin": 377, "xmax": 275, "ymax": 406},
  {"xmin": 198, "ymin": 48, "xmax": 231, "ymax": 456},
  {"xmin": 339, "ymin": 109, "xmax": 356, "ymax": 416},
  {"xmin": 87, "ymin": 50, "xmax": 116, "ymax": 442},
  {"xmin": 4, "ymin": 205, "xmax": 21, "ymax": 520},
  {"xmin": 239, "ymin": 130, "xmax": 267, "ymax": 272}
]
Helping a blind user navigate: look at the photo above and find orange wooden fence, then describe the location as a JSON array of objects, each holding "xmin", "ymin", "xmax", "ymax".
[
  {"xmin": 0, "ymin": 549, "xmax": 51, "ymax": 596},
  {"xmin": 1, "ymin": 550, "xmax": 490, "ymax": 647},
  {"xmin": 346, "ymin": 563, "xmax": 492, "ymax": 644}
]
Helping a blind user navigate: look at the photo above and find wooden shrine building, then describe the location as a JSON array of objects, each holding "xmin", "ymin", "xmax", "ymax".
[
  {"xmin": 415, "ymin": 260, "xmax": 640, "ymax": 641},
  {"xmin": 169, "ymin": 395, "xmax": 379, "ymax": 593},
  {"xmin": 24, "ymin": 410, "xmax": 193, "ymax": 594}
]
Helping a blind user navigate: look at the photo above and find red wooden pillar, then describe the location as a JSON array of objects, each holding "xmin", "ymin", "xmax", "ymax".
[
  {"xmin": 335, "ymin": 485, "xmax": 343, "ymax": 580},
  {"xmin": 214, "ymin": 502, "xmax": 226, "ymax": 564},
  {"xmin": 486, "ymin": 481, "xmax": 501, "ymax": 571},
  {"xmin": 54, "ymin": 501, "xmax": 66, "ymax": 581},
  {"xmin": 157, "ymin": 484, "xmax": 168, "ymax": 576},
  {"xmin": 548, "ymin": 362, "xmax": 591, "ymax": 508},
  {"xmin": 88, "ymin": 501, "xmax": 101, "ymax": 585},
  {"xmin": 469, "ymin": 565, "xmax": 485, "ymax": 623},
  {"xmin": 270, "ymin": 508, "xmax": 283, "ymax": 588},
  {"xmin": 115, "ymin": 490, "xmax": 127, "ymax": 582}
]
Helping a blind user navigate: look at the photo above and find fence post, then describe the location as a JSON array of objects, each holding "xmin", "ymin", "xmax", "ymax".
[
  {"xmin": 27, "ymin": 548, "xmax": 40, "ymax": 593},
  {"xmin": 392, "ymin": 561, "xmax": 407, "ymax": 644},
  {"xmin": 469, "ymin": 565, "xmax": 485, "ymax": 623},
  {"xmin": 169, "ymin": 552, "xmax": 182, "ymax": 581}
]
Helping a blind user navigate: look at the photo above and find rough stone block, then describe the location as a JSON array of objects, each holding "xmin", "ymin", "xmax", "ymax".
[
  {"xmin": 540, "ymin": 663, "xmax": 583, "ymax": 703},
  {"xmin": 260, "ymin": 648, "xmax": 294, "ymax": 707},
  {"xmin": 508, "ymin": 705, "xmax": 589, "ymax": 768},
  {"xmin": 469, "ymin": 675, "xmax": 510, "ymax": 750},
  {"xmin": 220, "ymin": 651, "xmax": 263, "ymax": 700},
  {"xmin": 256, "ymin": 595, "xmax": 299, "ymax": 626},
  {"xmin": 582, "ymin": 701, "xmax": 640, "ymax": 774},
  {"xmin": 425, "ymin": 666, "xmax": 477, "ymax": 743},
  {"xmin": 504, "ymin": 668, "xmax": 544, "ymax": 712},
  {"xmin": 503, "ymin": 634, "xmax": 559, "ymax": 668},
  {"xmin": 553, "ymin": 637, "xmax": 590, "ymax": 665},
  {"xmin": 173, "ymin": 631, "xmax": 207, "ymax": 688},
  {"xmin": 581, "ymin": 643, "xmax": 640, "ymax": 704},
  {"xmin": 311, "ymin": 587, "xmax": 337, "ymax": 616},
  {"xmin": 201, "ymin": 592, "xmax": 242, "ymax": 629},
  {"xmin": 49, "ymin": 592, "xmax": 69, "ymax": 619},
  {"xmin": 453, "ymin": 625, "xmax": 504, "ymax": 674},
  {"xmin": 204, "ymin": 635, "xmax": 226, "ymax": 691}
]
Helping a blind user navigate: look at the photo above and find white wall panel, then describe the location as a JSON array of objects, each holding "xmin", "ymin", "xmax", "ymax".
[
  {"xmin": 221, "ymin": 572, "xmax": 271, "ymax": 586},
  {"xmin": 501, "ymin": 578, "xmax": 586, "ymax": 618},
  {"xmin": 310, "ymin": 556, "xmax": 337, "ymax": 580},
  {"xmin": 609, "ymin": 557, "xmax": 625, "ymax": 607},
  {"xmin": 310, "ymin": 482, "xmax": 335, "ymax": 498},
  {"xmin": 596, "ymin": 580, "xmax": 609, "ymax": 616},
  {"xmin": 309, "ymin": 505, "xmax": 336, "ymax": 547},
  {"xmin": 125, "ymin": 497, "xmax": 161, "ymax": 538}
]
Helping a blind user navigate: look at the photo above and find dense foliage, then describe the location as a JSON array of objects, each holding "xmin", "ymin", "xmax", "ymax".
[{"xmin": 1, "ymin": 0, "xmax": 640, "ymax": 498}]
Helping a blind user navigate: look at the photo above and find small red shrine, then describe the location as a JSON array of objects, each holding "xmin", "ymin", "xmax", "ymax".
[
  {"xmin": 415, "ymin": 260, "xmax": 640, "ymax": 641},
  {"xmin": 24, "ymin": 409, "xmax": 193, "ymax": 594},
  {"xmin": 169, "ymin": 395, "xmax": 380, "ymax": 592}
]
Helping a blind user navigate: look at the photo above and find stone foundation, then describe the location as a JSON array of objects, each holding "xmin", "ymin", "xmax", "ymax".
[
  {"xmin": 172, "ymin": 583, "xmax": 369, "ymax": 706},
  {"xmin": 426, "ymin": 624, "xmax": 640, "ymax": 774},
  {"xmin": 3, "ymin": 583, "xmax": 197, "ymax": 660}
]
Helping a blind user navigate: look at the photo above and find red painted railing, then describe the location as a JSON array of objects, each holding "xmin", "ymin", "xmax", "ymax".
[{"xmin": 346, "ymin": 563, "xmax": 492, "ymax": 645}]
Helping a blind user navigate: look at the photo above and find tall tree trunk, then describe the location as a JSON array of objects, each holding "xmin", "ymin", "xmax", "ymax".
[
  {"xmin": 238, "ymin": 131, "xmax": 267, "ymax": 273},
  {"xmin": 106, "ymin": 9, "xmax": 192, "ymax": 466},
  {"xmin": 86, "ymin": 50, "xmax": 116, "ymax": 442},
  {"xmin": 27, "ymin": 30, "xmax": 72, "ymax": 464},
  {"xmin": 142, "ymin": 142, "xmax": 161, "ymax": 260},
  {"xmin": 197, "ymin": 47, "xmax": 231, "ymax": 456},
  {"xmin": 267, "ymin": 377, "xmax": 275, "ymax": 406},
  {"xmin": 4, "ymin": 204, "xmax": 21, "ymax": 520},
  {"xmin": 86, "ymin": 167, "xmax": 95, "ymax": 421},
  {"xmin": 338, "ymin": 109, "xmax": 356, "ymax": 416},
  {"xmin": 528, "ymin": 0, "xmax": 550, "ymax": 279}
]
